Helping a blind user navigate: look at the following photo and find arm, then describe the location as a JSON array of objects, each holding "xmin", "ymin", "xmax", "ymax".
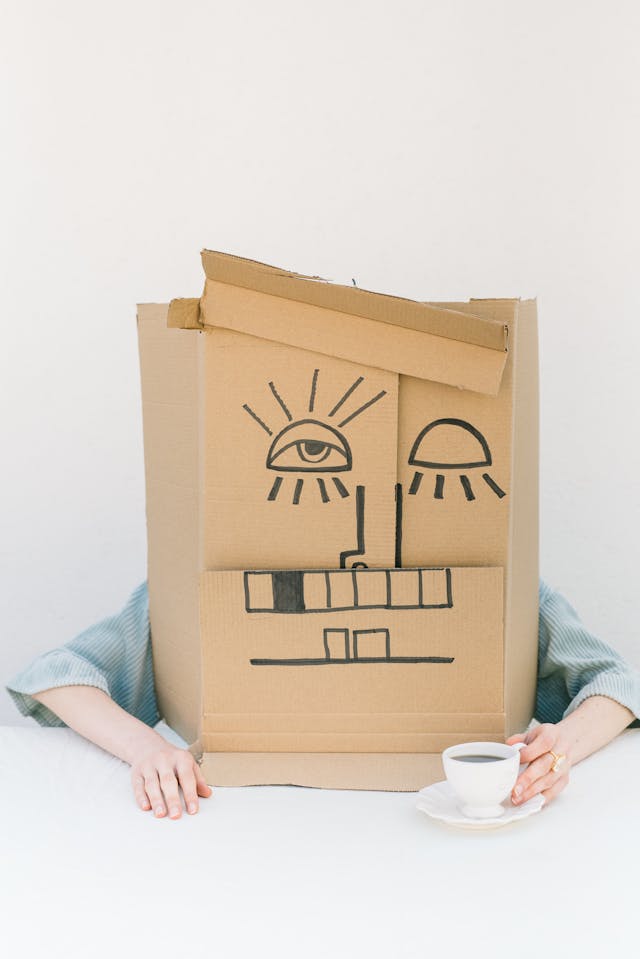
[
  {"xmin": 508, "ymin": 580, "xmax": 640, "ymax": 806},
  {"xmin": 31, "ymin": 685, "xmax": 211, "ymax": 818},
  {"xmin": 6, "ymin": 583, "xmax": 212, "ymax": 819},
  {"xmin": 508, "ymin": 695, "xmax": 634, "ymax": 805}
]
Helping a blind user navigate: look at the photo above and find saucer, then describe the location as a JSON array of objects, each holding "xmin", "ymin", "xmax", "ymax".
[{"xmin": 416, "ymin": 780, "xmax": 545, "ymax": 830}]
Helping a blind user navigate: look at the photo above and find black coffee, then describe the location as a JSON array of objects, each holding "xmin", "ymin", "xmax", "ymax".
[{"xmin": 452, "ymin": 754, "xmax": 505, "ymax": 763}]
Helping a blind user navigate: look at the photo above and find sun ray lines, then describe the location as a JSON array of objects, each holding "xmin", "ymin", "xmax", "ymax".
[
  {"xmin": 308, "ymin": 369, "xmax": 319, "ymax": 412},
  {"xmin": 328, "ymin": 377, "xmax": 364, "ymax": 417},
  {"xmin": 268, "ymin": 381, "xmax": 293, "ymax": 421},
  {"xmin": 338, "ymin": 390, "xmax": 387, "ymax": 428},
  {"xmin": 242, "ymin": 404, "xmax": 273, "ymax": 435}
]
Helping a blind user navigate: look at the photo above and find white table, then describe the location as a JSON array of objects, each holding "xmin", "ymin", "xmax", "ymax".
[{"xmin": 1, "ymin": 724, "xmax": 638, "ymax": 959}]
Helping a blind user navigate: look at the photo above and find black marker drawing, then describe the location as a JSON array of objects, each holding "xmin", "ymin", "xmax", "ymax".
[
  {"xmin": 409, "ymin": 471, "xmax": 423, "ymax": 496},
  {"xmin": 268, "ymin": 381, "xmax": 293, "ymax": 421},
  {"xmin": 251, "ymin": 624, "xmax": 454, "ymax": 666},
  {"xmin": 244, "ymin": 567, "xmax": 453, "ymax": 613},
  {"xmin": 267, "ymin": 419, "xmax": 353, "ymax": 473},
  {"xmin": 408, "ymin": 418, "xmax": 506, "ymax": 500},
  {"xmin": 340, "ymin": 485, "xmax": 366, "ymax": 569},
  {"xmin": 308, "ymin": 368, "xmax": 319, "ymax": 413},
  {"xmin": 337, "ymin": 389, "xmax": 387, "ymax": 428},
  {"xmin": 459, "ymin": 474, "xmax": 475, "ymax": 501},
  {"xmin": 242, "ymin": 404, "xmax": 273, "ymax": 436},
  {"xmin": 242, "ymin": 369, "xmax": 388, "ymax": 504},
  {"xmin": 292, "ymin": 478, "xmax": 304, "ymax": 505},
  {"xmin": 328, "ymin": 376, "xmax": 364, "ymax": 418},
  {"xmin": 247, "ymin": 567, "xmax": 455, "ymax": 666},
  {"xmin": 482, "ymin": 472, "xmax": 505, "ymax": 498},
  {"xmin": 394, "ymin": 482, "xmax": 403, "ymax": 569},
  {"xmin": 332, "ymin": 477, "xmax": 350, "ymax": 498},
  {"xmin": 267, "ymin": 476, "xmax": 283, "ymax": 501},
  {"xmin": 323, "ymin": 627, "xmax": 350, "ymax": 660},
  {"xmin": 352, "ymin": 628, "xmax": 391, "ymax": 660},
  {"xmin": 317, "ymin": 477, "xmax": 330, "ymax": 503}
]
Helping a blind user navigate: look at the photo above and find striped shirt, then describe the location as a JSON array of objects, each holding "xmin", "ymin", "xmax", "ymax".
[{"xmin": 6, "ymin": 580, "xmax": 640, "ymax": 729}]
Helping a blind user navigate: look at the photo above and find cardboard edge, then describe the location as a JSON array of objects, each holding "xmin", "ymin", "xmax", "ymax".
[
  {"xmin": 137, "ymin": 303, "xmax": 204, "ymax": 745},
  {"xmin": 504, "ymin": 298, "xmax": 539, "ymax": 735},
  {"xmin": 198, "ymin": 751, "xmax": 447, "ymax": 792}
]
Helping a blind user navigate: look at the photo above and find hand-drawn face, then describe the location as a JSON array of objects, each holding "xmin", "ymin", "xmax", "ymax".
[
  {"xmin": 407, "ymin": 418, "xmax": 506, "ymax": 501},
  {"xmin": 242, "ymin": 369, "xmax": 387, "ymax": 504},
  {"xmin": 237, "ymin": 393, "xmax": 505, "ymax": 670}
]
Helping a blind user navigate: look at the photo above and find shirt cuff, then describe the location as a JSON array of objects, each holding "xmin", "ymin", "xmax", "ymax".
[
  {"xmin": 563, "ymin": 670, "xmax": 640, "ymax": 726},
  {"xmin": 5, "ymin": 648, "xmax": 111, "ymax": 728}
]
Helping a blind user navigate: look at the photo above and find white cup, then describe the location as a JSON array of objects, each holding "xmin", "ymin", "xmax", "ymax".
[{"xmin": 442, "ymin": 741, "xmax": 525, "ymax": 819}]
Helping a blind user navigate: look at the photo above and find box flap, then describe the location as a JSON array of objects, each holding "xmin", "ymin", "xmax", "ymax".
[
  {"xmin": 200, "ymin": 250, "xmax": 507, "ymax": 351},
  {"xmin": 167, "ymin": 297, "xmax": 201, "ymax": 330},
  {"xmin": 199, "ymin": 280, "xmax": 507, "ymax": 396},
  {"xmin": 168, "ymin": 251, "xmax": 509, "ymax": 395}
]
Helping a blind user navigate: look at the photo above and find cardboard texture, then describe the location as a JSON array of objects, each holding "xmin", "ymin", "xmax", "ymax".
[{"xmin": 137, "ymin": 251, "xmax": 539, "ymax": 791}]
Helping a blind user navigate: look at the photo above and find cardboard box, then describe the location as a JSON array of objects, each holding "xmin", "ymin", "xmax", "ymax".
[{"xmin": 137, "ymin": 251, "xmax": 539, "ymax": 790}]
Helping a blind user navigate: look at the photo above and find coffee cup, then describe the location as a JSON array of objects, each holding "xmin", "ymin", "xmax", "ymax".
[{"xmin": 442, "ymin": 741, "xmax": 525, "ymax": 819}]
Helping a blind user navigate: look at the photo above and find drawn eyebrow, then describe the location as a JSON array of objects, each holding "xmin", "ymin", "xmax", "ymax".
[
  {"xmin": 242, "ymin": 404, "xmax": 273, "ymax": 435},
  {"xmin": 268, "ymin": 381, "xmax": 293, "ymax": 421},
  {"xmin": 328, "ymin": 377, "xmax": 364, "ymax": 417},
  {"xmin": 338, "ymin": 390, "xmax": 387, "ymax": 428}
]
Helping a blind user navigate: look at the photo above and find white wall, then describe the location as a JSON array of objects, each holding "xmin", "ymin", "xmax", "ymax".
[{"xmin": 2, "ymin": 0, "xmax": 639, "ymax": 723}]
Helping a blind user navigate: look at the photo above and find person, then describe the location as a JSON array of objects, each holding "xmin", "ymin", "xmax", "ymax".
[{"xmin": 6, "ymin": 579, "xmax": 639, "ymax": 819}]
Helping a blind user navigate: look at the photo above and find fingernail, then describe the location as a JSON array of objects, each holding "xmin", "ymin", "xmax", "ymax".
[
  {"xmin": 155, "ymin": 806, "xmax": 165, "ymax": 817},
  {"xmin": 188, "ymin": 802, "xmax": 197, "ymax": 814},
  {"xmin": 170, "ymin": 806, "xmax": 181, "ymax": 818},
  {"xmin": 513, "ymin": 784, "xmax": 522, "ymax": 797}
]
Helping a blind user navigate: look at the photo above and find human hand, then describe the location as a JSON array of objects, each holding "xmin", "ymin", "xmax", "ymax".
[
  {"xmin": 506, "ymin": 723, "xmax": 570, "ymax": 807},
  {"xmin": 130, "ymin": 742, "xmax": 213, "ymax": 819}
]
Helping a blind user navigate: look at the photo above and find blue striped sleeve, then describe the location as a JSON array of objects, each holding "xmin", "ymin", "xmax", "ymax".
[
  {"xmin": 5, "ymin": 582, "xmax": 160, "ymax": 729},
  {"xmin": 536, "ymin": 580, "xmax": 640, "ymax": 727}
]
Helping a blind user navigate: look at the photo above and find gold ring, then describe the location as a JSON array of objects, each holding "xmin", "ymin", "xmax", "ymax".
[{"xmin": 549, "ymin": 750, "xmax": 566, "ymax": 774}]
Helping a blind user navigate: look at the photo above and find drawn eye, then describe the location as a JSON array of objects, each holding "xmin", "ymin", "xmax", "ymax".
[
  {"xmin": 266, "ymin": 419, "xmax": 353, "ymax": 473},
  {"xmin": 408, "ymin": 418, "xmax": 506, "ymax": 501}
]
